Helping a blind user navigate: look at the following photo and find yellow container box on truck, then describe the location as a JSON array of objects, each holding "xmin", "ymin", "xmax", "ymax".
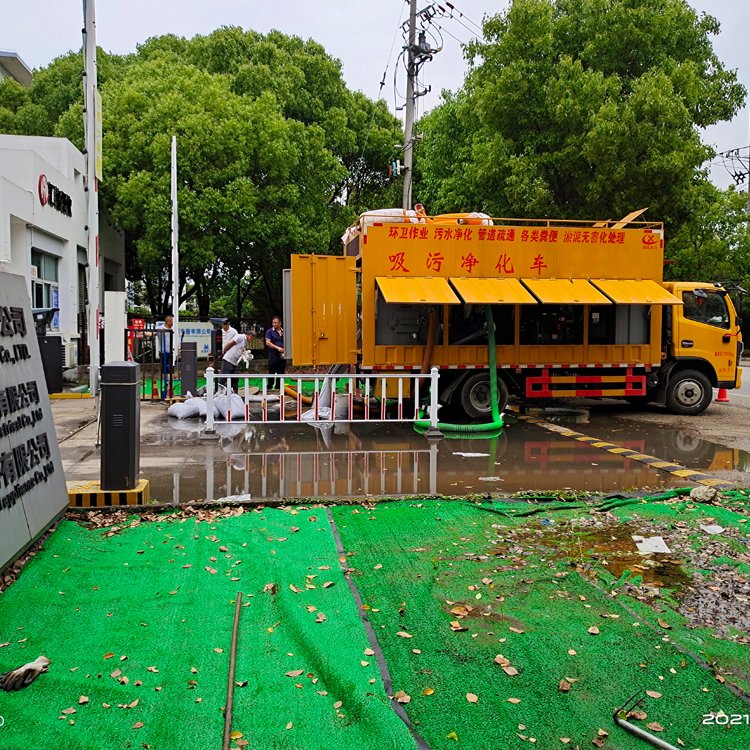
[{"xmin": 286, "ymin": 210, "xmax": 743, "ymax": 418}]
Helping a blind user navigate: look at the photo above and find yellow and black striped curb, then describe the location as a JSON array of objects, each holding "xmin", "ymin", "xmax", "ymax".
[
  {"xmin": 520, "ymin": 416, "xmax": 735, "ymax": 489},
  {"xmin": 66, "ymin": 479, "xmax": 151, "ymax": 508}
]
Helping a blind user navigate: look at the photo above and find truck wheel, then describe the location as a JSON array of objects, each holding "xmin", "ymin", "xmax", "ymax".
[
  {"xmin": 665, "ymin": 370, "xmax": 712, "ymax": 415},
  {"xmin": 459, "ymin": 373, "xmax": 508, "ymax": 420}
]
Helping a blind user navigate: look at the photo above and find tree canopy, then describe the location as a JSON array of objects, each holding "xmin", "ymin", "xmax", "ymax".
[
  {"xmin": 0, "ymin": 28, "xmax": 402, "ymax": 318},
  {"xmin": 414, "ymin": 0, "xmax": 746, "ymax": 236}
]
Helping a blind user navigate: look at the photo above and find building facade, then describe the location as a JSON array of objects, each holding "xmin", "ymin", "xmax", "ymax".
[{"xmin": 0, "ymin": 134, "xmax": 124, "ymax": 368}]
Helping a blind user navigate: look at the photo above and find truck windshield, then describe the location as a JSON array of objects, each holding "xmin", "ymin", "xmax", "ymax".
[{"xmin": 682, "ymin": 291, "xmax": 730, "ymax": 330}]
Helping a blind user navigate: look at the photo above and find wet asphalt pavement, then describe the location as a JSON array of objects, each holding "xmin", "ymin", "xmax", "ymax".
[{"xmin": 52, "ymin": 391, "xmax": 750, "ymax": 504}]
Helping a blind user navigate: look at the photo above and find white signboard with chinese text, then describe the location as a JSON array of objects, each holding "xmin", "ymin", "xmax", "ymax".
[{"xmin": 0, "ymin": 272, "xmax": 67, "ymax": 571}]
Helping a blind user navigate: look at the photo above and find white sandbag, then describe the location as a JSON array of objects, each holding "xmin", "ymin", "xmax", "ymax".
[
  {"xmin": 463, "ymin": 212, "xmax": 493, "ymax": 225},
  {"xmin": 301, "ymin": 406, "xmax": 331, "ymax": 422},
  {"xmin": 214, "ymin": 392, "xmax": 246, "ymax": 420},
  {"xmin": 357, "ymin": 208, "xmax": 425, "ymax": 233},
  {"xmin": 185, "ymin": 396, "xmax": 221, "ymax": 420},
  {"xmin": 167, "ymin": 400, "xmax": 201, "ymax": 419}
]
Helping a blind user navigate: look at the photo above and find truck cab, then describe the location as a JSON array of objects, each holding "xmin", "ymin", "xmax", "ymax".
[{"xmin": 659, "ymin": 282, "xmax": 743, "ymax": 414}]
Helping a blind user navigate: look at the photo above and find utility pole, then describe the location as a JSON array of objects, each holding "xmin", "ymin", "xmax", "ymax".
[
  {"xmin": 402, "ymin": 0, "xmax": 418, "ymax": 211},
  {"xmin": 82, "ymin": 0, "xmax": 100, "ymax": 398}
]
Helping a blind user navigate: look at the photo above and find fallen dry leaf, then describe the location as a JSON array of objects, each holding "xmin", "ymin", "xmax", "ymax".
[
  {"xmin": 507, "ymin": 697, "xmax": 521, "ymax": 704},
  {"xmin": 396, "ymin": 631, "xmax": 413, "ymax": 639},
  {"xmin": 657, "ymin": 619, "xmax": 672, "ymax": 630},
  {"xmin": 315, "ymin": 613, "xmax": 327, "ymax": 624},
  {"xmin": 333, "ymin": 701, "xmax": 343, "ymax": 709},
  {"xmin": 560, "ymin": 739, "xmax": 570, "ymax": 745},
  {"xmin": 394, "ymin": 691, "xmax": 411, "ymax": 704},
  {"xmin": 466, "ymin": 693, "xmax": 479, "ymax": 703},
  {"xmin": 78, "ymin": 696, "xmax": 89, "ymax": 705},
  {"xmin": 646, "ymin": 690, "xmax": 662, "ymax": 699},
  {"xmin": 230, "ymin": 731, "xmax": 243, "ymax": 740},
  {"xmin": 285, "ymin": 670, "xmax": 304, "ymax": 677},
  {"xmin": 558, "ymin": 680, "xmax": 571, "ymax": 692},
  {"xmin": 568, "ymin": 649, "xmax": 577, "ymax": 656},
  {"xmin": 422, "ymin": 687, "xmax": 435, "ymax": 696},
  {"xmin": 588, "ymin": 626, "xmax": 600, "ymax": 635},
  {"xmin": 61, "ymin": 707, "xmax": 76, "ymax": 715},
  {"xmin": 450, "ymin": 621, "xmax": 468, "ymax": 632},
  {"xmin": 103, "ymin": 652, "xmax": 115, "ymax": 659},
  {"xmin": 214, "ymin": 648, "xmax": 224, "ymax": 653},
  {"xmin": 132, "ymin": 721, "xmax": 144, "ymax": 729},
  {"xmin": 509, "ymin": 626, "xmax": 525, "ymax": 634},
  {"xmin": 503, "ymin": 666, "xmax": 519, "ymax": 676},
  {"xmin": 364, "ymin": 648, "xmax": 375, "ymax": 656},
  {"xmin": 647, "ymin": 722, "xmax": 664, "ymax": 732},
  {"xmin": 494, "ymin": 654, "xmax": 510, "ymax": 667},
  {"xmin": 286, "ymin": 722, "xmax": 293, "ymax": 730},
  {"xmin": 147, "ymin": 666, "xmax": 159, "ymax": 673},
  {"xmin": 323, "ymin": 581, "xmax": 335, "ymax": 589}
]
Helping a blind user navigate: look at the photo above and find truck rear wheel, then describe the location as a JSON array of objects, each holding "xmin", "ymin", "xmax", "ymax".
[
  {"xmin": 665, "ymin": 369, "xmax": 712, "ymax": 415},
  {"xmin": 459, "ymin": 373, "xmax": 508, "ymax": 420}
]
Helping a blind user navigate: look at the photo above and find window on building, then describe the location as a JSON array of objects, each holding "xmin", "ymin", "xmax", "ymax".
[{"xmin": 31, "ymin": 250, "xmax": 59, "ymax": 326}]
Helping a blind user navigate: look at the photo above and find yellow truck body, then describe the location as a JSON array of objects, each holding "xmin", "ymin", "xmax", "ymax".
[{"xmin": 289, "ymin": 212, "xmax": 743, "ymax": 417}]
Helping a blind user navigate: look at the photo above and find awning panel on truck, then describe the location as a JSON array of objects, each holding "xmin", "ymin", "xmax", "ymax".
[
  {"xmin": 590, "ymin": 279, "xmax": 683, "ymax": 305},
  {"xmin": 521, "ymin": 278, "xmax": 612, "ymax": 305},
  {"xmin": 376, "ymin": 276, "xmax": 461, "ymax": 305},
  {"xmin": 450, "ymin": 277, "xmax": 538, "ymax": 305}
]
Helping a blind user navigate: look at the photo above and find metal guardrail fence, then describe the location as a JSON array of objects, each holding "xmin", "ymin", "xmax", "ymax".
[
  {"xmin": 203, "ymin": 366, "xmax": 440, "ymax": 431},
  {"xmin": 183, "ymin": 446, "xmax": 438, "ymax": 502}
]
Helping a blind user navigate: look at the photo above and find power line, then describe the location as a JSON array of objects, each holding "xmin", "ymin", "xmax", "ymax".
[{"xmin": 436, "ymin": 1, "xmax": 484, "ymax": 34}]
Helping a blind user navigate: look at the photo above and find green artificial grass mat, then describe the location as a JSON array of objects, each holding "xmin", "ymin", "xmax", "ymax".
[
  {"xmin": 2, "ymin": 495, "xmax": 749, "ymax": 750},
  {"xmin": 332, "ymin": 500, "xmax": 750, "ymax": 750},
  {"xmin": 0, "ymin": 511, "xmax": 415, "ymax": 750}
]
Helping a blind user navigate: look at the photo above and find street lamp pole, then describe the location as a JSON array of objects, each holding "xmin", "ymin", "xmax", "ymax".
[{"xmin": 82, "ymin": 0, "xmax": 100, "ymax": 397}]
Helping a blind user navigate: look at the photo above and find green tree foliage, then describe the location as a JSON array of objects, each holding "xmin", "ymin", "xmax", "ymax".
[
  {"xmin": 667, "ymin": 185, "xmax": 750, "ymax": 292},
  {"xmin": 415, "ymin": 0, "xmax": 745, "ymax": 235},
  {"xmin": 1, "ymin": 28, "xmax": 402, "ymax": 318}
]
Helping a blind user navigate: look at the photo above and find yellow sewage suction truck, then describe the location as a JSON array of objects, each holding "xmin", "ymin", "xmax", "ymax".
[{"xmin": 285, "ymin": 209, "xmax": 743, "ymax": 419}]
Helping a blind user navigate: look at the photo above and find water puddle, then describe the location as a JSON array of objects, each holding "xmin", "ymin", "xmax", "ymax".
[
  {"xmin": 491, "ymin": 523, "xmax": 691, "ymax": 594},
  {"xmin": 518, "ymin": 403, "xmax": 750, "ymax": 475},
  {"xmin": 567, "ymin": 524, "xmax": 691, "ymax": 591},
  {"xmin": 134, "ymin": 419, "xmax": 686, "ymax": 504}
]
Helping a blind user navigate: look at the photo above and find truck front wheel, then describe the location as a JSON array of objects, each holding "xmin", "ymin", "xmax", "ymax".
[
  {"xmin": 665, "ymin": 370, "xmax": 712, "ymax": 415},
  {"xmin": 459, "ymin": 373, "xmax": 509, "ymax": 420}
]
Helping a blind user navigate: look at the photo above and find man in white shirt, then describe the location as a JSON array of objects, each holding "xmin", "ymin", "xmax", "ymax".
[
  {"xmin": 221, "ymin": 319, "xmax": 238, "ymax": 348},
  {"xmin": 220, "ymin": 330, "xmax": 255, "ymax": 392}
]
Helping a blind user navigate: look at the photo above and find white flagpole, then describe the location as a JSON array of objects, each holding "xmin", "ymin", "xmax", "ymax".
[
  {"xmin": 171, "ymin": 135, "xmax": 179, "ymax": 365},
  {"xmin": 83, "ymin": 0, "xmax": 99, "ymax": 395}
]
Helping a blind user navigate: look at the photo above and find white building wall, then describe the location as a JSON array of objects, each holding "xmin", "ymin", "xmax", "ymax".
[{"xmin": 0, "ymin": 135, "xmax": 124, "ymax": 367}]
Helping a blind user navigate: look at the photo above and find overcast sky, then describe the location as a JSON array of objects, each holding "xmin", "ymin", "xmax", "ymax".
[{"xmin": 2, "ymin": 0, "xmax": 747, "ymax": 189}]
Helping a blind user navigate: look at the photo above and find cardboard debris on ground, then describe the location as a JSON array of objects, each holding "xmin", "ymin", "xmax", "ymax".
[{"xmin": 632, "ymin": 535, "xmax": 672, "ymax": 554}]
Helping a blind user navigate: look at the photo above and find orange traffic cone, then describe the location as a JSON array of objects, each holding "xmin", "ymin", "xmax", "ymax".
[{"xmin": 715, "ymin": 387, "xmax": 729, "ymax": 403}]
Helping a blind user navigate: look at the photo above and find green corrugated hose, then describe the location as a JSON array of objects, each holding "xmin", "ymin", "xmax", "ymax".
[{"xmin": 414, "ymin": 304, "xmax": 504, "ymax": 435}]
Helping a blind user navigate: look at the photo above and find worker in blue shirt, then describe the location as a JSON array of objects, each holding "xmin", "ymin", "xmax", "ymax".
[{"xmin": 265, "ymin": 316, "xmax": 285, "ymax": 391}]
